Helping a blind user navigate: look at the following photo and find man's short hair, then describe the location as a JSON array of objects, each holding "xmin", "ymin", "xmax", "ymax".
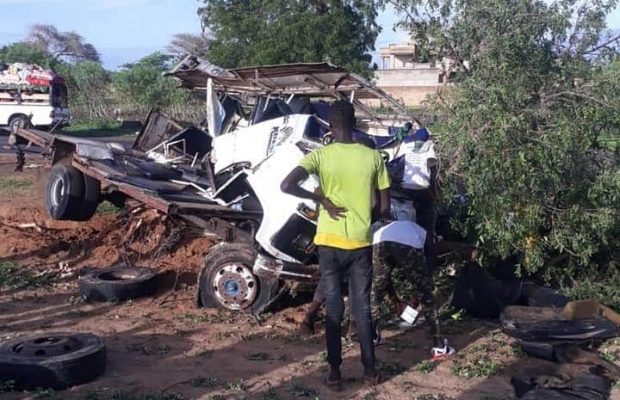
[{"xmin": 329, "ymin": 100, "xmax": 355, "ymax": 131}]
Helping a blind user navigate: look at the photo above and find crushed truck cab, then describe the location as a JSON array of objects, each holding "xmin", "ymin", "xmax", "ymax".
[{"xmin": 13, "ymin": 57, "xmax": 424, "ymax": 314}]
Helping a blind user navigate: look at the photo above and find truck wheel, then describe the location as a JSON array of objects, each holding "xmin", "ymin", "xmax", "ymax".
[
  {"xmin": 78, "ymin": 174, "xmax": 101, "ymax": 221},
  {"xmin": 79, "ymin": 266, "xmax": 157, "ymax": 302},
  {"xmin": 45, "ymin": 164, "xmax": 85, "ymax": 221},
  {"xmin": 8, "ymin": 115, "xmax": 29, "ymax": 134},
  {"xmin": 0, "ymin": 333, "xmax": 106, "ymax": 390},
  {"xmin": 198, "ymin": 243, "xmax": 279, "ymax": 313}
]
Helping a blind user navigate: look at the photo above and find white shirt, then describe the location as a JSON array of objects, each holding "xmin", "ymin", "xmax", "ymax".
[
  {"xmin": 401, "ymin": 140, "xmax": 437, "ymax": 190},
  {"xmin": 373, "ymin": 220, "xmax": 427, "ymax": 249}
]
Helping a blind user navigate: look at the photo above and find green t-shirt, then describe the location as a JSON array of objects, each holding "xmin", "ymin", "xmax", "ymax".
[{"xmin": 299, "ymin": 142, "xmax": 391, "ymax": 249}]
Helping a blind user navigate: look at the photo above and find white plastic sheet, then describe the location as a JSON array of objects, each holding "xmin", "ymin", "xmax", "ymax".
[{"xmin": 372, "ymin": 220, "xmax": 427, "ymax": 249}]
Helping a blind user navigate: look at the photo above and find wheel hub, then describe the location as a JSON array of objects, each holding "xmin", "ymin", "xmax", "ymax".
[
  {"xmin": 212, "ymin": 263, "xmax": 258, "ymax": 310},
  {"xmin": 50, "ymin": 176, "xmax": 65, "ymax": 208},
  {"xmin": 11, "ymin": 335, "xmax": 83, "ymax": 358}
]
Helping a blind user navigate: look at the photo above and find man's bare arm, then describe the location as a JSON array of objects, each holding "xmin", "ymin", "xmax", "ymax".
[
  {"xmin": 281, "ymin": 166, "xmax": 346, "ymax": 219},
  {"xmin": 281, "ymin": 167, "xmax": 319, "ymax": 200},
  {"xmin": 378, "ymin": 189, "xmax": 391, "ymax": 220}
]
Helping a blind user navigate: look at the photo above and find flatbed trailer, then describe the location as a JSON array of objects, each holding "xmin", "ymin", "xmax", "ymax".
[{"xmin": 13, "ymin": 125, "xmax": 260, "ymax": 244}]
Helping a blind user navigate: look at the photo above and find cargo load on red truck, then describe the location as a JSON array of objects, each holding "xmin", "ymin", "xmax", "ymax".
[
  {"xmin": 0, "ymin": 62, "xmax": 61, "ymax": 89},
  {"xmin": 0, "ymin": 62, "xmax": 70, "ymax": 132}
]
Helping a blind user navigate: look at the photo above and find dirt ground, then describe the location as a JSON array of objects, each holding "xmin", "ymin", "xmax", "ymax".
[{"xmin": 0, "ymin": 157, "xmax": 619, "ymax": 400}]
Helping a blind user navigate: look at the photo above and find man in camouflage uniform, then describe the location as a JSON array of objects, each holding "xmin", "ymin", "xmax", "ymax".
[
  {"xmin": 371, "ymin": 240, "xmax": 441, "ymax": 346},
  {"xmin": 370, "ymin": 127, "xmax": 453, "ymax": 358}
]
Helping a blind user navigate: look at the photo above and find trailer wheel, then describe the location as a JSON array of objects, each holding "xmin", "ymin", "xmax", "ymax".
[
  {"xmin": 78, "ymin": 174, "xmax": 101, "ymax": 221},
  {"xmin": 45, "ymin": 164, "xmax": 85, "ymax": 221},
  {"xmin": 8, "ymin": 115, "xmax": 29, "ymax": 134},
  {"xmin": 79, "ymin": 266, "xmax": 157, "ymax": 302},
  {"xmin": 0, "ymin": 333, "xmax": 106, "ymax": 390},
  {"xmin": 198, "ymin": 243, "xmax": 279, "ymax": 313}
]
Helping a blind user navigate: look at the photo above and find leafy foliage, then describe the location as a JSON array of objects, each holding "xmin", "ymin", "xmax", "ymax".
[
  {"xmin": 561, "ymin": 267, "xmax": 620, "ymax": 311},
  {"xmin": 113, "ymin": 52, "xmax": 191, "ymax": 110},
  {"xmin": 0, "ymin": 42, "xmax": 60, "ymax": 69},
  {"xmin": 59, "ymin": 61, "xmax": 111, "ymax": 118},
  {"xmin": 198, "ymin": 0, "xmax": 382, "ymax": 77},
  {"xmin": 389, "ymin": 0, "xmax": 620, "ymax": 276}
]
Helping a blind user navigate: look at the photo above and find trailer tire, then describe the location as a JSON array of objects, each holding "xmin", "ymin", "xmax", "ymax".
[
  {"xmin": 8, "ymin": 115, "xmax": 29, "ymax": 134},
  {"xmin": 0, "ymin": 333, "xmax": 106, "ymax": 390},
  {"xmin": 45, "ymin": 164, "xmax": 85, "ymax": 221},
  {"xmin": 77, "ymin": 174, "xmax": 101, "ymax": 221},
  {"xmin": 79, "ymin": 266, "xmax": 157, "ymax": 302},
  {"xmin": 198, "ymin": 243, "xmax": 279, "ymax": 314}
]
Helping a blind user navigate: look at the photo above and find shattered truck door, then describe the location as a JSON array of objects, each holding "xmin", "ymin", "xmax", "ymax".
[{"xmin": 246, "ymin": 141, "xmax": 319, "ymax": 264}]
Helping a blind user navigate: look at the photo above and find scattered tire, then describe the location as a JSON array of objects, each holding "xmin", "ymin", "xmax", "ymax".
[
  {"xmin": 501, "ymin": 306, "xmax": 618, "ymax": 342},
  {"xmin": 45, "ymin": 164, "xmax": 85, "ymax": 221},
  {"xmin": 198, "ymin": 243, "xmax": 280, "ymax": 313},
  {"xmin": 78, "ymin": 174, "xmax": 101, "ymax": 221},
  {"xmin": 79, "ymin": 266, "xmax": 157, "ymax": 302},
  {"xmin": 0, "ymin": 333, "xmax": 106, "ymax": 390},
  {"xmin": 8, "ymin": 115, "xmax": 29, "ymax": 134}
]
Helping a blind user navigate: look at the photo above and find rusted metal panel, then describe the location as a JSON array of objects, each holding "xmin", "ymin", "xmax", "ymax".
[{"xmin": 15, "ymin": 127, "xmax": 53, "ymax": 149}]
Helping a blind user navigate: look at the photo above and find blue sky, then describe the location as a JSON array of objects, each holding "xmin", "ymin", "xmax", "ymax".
[{"xmin": 0, "ymin": 0, "xmax": 617, "ymax": 70}]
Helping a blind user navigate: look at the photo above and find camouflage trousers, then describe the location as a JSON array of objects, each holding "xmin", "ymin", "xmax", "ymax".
[{"xmin": 371, "ymin": 241, "xmax": 441, "ymax": 338}]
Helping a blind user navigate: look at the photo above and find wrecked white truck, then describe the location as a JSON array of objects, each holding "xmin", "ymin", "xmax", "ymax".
[{"xmin": 13, "ymin": 57, "xmax": 424, "ymax": 314}]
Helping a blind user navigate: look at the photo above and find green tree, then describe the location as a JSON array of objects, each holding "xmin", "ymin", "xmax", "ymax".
[
  {"xmin": 198, "ymin": 0, "xmax": 382, "ymax": 77},
  {"xmin": 389, "ymin": 0, "xmax": 619, "ymax": 276},
  {"xmin": 0, "ymin": 42, "xmax": 60, "ymax": 69},
  {"xmin": 113, "ymin": 52, "xmax": 190, "ymax": 111},
  {"xmin": 60, "ymin": 61, "xmax": 110, "ymax": 118}
]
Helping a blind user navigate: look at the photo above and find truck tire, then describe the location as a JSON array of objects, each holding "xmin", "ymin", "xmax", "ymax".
[
  {"xmin": 198, "ymin": 243, "xmax": 280, "ymax": 313},
  {"xmin": 45, "ymin": 164, "xmax": 85, "ymax": 221},
  {"xmin": 0, "ymin": 333, "xmax": 106, "ymax": 390},
  {"xmin": 78, "ymin": 174, "xmax": 101, "ymax": 221},
  {"xmin": 8, "ymin": 115, "xmax": 29, "ymax": 134},
  {"xmin": 79, "ymin": 266, "xmax": 157, "ymax": 302}
]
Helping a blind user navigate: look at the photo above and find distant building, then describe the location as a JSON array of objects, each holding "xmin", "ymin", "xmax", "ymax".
[{"xmin": 375, "ymin": 42, "xmax": 446, "ymax": 107}]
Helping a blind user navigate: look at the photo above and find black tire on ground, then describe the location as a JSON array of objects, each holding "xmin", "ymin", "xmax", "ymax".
[
  {"xmin": 198, "ymin": 243, "xmax": 280, "ymax": 313},
  {"xmin": 45, "ymin": 164, "xmax": 86, "ymax": 221},
  {"xmin": 0, "ymin": 333, "xmax": 106, "ymax": 390},
  {"xmin": 8, "ymin": 115, "xmax": 29, "ymax": 134},
  {"xmin": 77, "ymin": 174, "xmax": 101, "ymax": 221},
  {"xmin": 79, "ymin": 266, "xmax": 157, "ymax": 302},
  {"xmin": 500, "ymin": 306, "xmax": 618, "ymax": 342}
]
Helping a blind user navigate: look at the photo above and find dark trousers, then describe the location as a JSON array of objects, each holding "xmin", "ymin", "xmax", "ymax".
[{"xmin": 318, "ymin": 245, "xmax": 375, "ymax": 372}]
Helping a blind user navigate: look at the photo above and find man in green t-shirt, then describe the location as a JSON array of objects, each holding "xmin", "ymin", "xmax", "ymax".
[{"xmin": 281, "ymin": 100, "xmax": 391, "ymax": 390}]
